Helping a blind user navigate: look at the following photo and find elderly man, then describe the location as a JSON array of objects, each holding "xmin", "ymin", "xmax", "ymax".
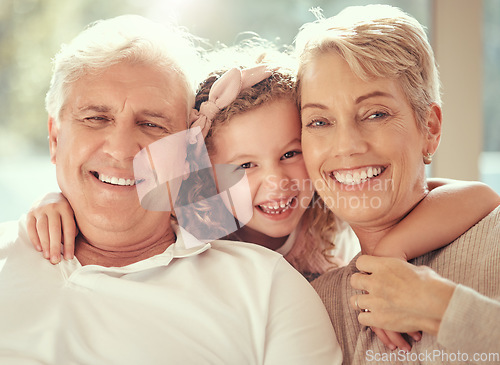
[{"xmin": 0, "ymin": 15, "xmax": 341, "ymax": 364}]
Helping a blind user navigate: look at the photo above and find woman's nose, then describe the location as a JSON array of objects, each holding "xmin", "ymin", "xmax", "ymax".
[{"xmin": 332, "ymin": 122, "xmax": 369, "ymax": 158}]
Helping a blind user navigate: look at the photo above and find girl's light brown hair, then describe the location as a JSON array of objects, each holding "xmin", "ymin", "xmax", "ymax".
[{"xmin": 194, "ymin": 60, "xmax": 341, "ymax": 278}]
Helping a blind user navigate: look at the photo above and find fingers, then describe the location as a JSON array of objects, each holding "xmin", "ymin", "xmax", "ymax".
[
  {"xmin": 47, "ymin": 215, "xmax": 62, "ymax": 264},
  {"xmin": 350, "ymin": 294, "xmax": 369, "ymax": 312},
  {"xmin": 408, "ymin": 331, "xmax": 422, "ymax": 342},
  {"xmin": 356, "ymin": 254, "xmax": 403, "ymax": 274},
  {"xmin": 28, "ymin": 210, "xmax": 64, "ymax": 264},
  {"xmin": 371, "ymin": 327, "xmax": 396, "ymax": 351},
  {"xmin": 383, "ymin": 330, "xmax": 411, "ymax": 352},
  {"xmin": 61, "ymin": 212, "xmax": 77, "ymax": 260},
  {"xmin": 355, "ymin": 254, "xmax": 376, "ymax": 273},
  {"xmin": 27, "ymin": 214, "xmax": 42, "ymax": 252},
  {"xmin": 35, "ymin": 214, "xmax": 51, "ymax": 260},
  {"xmin": 354, "ymin": 300, "xmax": 412, "ymax": 351},
  {"xmin": 350, "ymin": 271, "xmax": 371, "ymax": 292},
  {"xmin": 26, "ymin": 196, "xmax": 77, "ymax": 264}
]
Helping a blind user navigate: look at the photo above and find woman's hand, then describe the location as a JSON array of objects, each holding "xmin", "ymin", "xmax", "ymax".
[
  {"xmin": 27, "ymin": 192, "xmax": 77, "ymax": 264},
  {"xmin": 350, "ymin": 255, "xmax": 456, "ymax": 336}
]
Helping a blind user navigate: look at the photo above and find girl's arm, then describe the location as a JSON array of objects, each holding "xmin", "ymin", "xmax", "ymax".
[
  {"xmin": 370, "ymin": 180, "xmax": 499, "ymax": 352},
  {"xmin": 26, "ymin": 192, "xmax": 77, "ymax": 264},
  {"xmin": 374, "ymin": 179, "xmax": 500, "ymax": 260}
]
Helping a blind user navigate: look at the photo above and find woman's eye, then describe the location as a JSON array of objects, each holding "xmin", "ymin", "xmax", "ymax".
[
  {"xmin": 281, "ymin": 150, "xmax": 301, "ymax": 160},
  {"xmin": 306, "ymin": 119, "xmax": 329, "ymax": 128},
  {"xmin": 367, "ymin": 111, "xmax": 389, "ymax": 120}
]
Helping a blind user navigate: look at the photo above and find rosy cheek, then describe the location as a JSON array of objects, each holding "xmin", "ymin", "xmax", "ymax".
[{"xmin": 246, "ymin": 176, "xmax": 260, "ymax": 201}]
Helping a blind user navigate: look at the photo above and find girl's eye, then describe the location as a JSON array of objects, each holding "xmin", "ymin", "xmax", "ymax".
[
  {"xmin": 281, "ymin": 150, "xmax": 301, "ymax": 160},
  {"xmin": 238, "ymin": 162, "xmax": 254, "ymax": 169}
]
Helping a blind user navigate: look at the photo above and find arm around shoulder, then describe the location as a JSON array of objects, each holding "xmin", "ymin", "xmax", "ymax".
[{"xmin": 263, "ymin": 258, "xmax": 342, "ymax": 365}]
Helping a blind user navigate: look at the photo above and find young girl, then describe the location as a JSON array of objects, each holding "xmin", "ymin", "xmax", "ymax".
[{"xmin": 27, "ymin": 51, "xmax": 499, "ymax": 283}]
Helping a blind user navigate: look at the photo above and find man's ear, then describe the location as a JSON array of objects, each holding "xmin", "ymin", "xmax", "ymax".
[
  {"xmin": 48, "ymin": 116, "xmax": 59, "ymax": 164},
  {"xmin": 422, "ymin": 103, "xmax": 442, "ymax": 156}
]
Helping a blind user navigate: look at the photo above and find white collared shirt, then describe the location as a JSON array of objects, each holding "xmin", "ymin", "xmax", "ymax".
[{"xmin": 0, "ymin": 217, "xmax": 342, "ymax": 365}]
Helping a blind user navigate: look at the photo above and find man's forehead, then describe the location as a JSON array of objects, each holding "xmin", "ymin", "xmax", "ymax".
[{"xmin": 64, "ymin": 74, "xmax": 189, "ymax": 129}]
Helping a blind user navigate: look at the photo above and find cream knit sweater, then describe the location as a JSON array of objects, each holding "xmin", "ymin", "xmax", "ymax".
[{"xmin": 312, "ymin": 206, "xmax": 500, "ymax": 364}]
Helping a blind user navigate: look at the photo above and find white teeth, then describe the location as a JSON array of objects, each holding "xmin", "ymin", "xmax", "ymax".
[
  {"xmin": 333, "ymin": 166, "xmax": 384, "ymax": 185},
  {"xmin": 367, "ymin": 167, "xmax": 373, "ymax": 178},
  {"xmin": 97, "ymin": 173, "xmax": 136, "ymax": 186},
  {"xmin": 259, "ymin": 197, "xmax": 294, "ymax": 214}
]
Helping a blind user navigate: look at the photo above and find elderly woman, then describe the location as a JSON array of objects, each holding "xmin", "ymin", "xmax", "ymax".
[{"xmin": 295, "ymin": 4, "xmax": 500, "ymax": 364}]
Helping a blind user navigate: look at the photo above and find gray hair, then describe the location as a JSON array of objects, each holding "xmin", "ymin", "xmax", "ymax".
[
  {"xmin": 46, "ymin": 14, "xmax": 202, "ymax": 125},
  {"xmin": 295, "ymin": 5, "xmax": 441, "ymax": 130}
]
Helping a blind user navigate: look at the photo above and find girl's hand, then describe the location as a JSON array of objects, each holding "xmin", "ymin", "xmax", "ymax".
[
  {"xmin": 371, "ymin": 327, "xmax": 421, "ymax": 352},
  {"xmin": 27, "ymin": 192, "xmax": 77, "ymax": 264}
]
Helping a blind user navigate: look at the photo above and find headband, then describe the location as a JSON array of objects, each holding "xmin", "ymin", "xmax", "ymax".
[{"xmin": 188, "ymin": 65, "xmax": 273, "ymax": 140}]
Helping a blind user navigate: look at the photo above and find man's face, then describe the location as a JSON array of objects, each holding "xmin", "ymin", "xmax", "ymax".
[{"xmin": 48, "ymin": 62, "xmax": 189, "ymax": 239}]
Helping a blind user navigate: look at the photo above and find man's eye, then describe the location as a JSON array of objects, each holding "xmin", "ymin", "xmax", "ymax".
[
  {"xmin": 84, "ymin": 116, "xmax": 108, "ymax": 122},
  {"xmin": 141, "ymin": 122, "xmax": 169, "ymax": 135},
  {"xmin": 143, "ymin": 122, "xmax": 162, "ymax": 129}
]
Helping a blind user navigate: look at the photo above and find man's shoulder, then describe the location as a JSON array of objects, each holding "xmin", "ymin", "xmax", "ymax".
[{"xmin": 0, "ymin": 217, "xmax": 27, "ymax": 250}]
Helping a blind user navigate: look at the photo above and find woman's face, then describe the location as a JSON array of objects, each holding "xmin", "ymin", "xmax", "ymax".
[{"xmin": 300, "ymin": 53, "xmax": 435, "ymax": 231}]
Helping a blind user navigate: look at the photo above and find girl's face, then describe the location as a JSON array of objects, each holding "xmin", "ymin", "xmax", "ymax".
[{"xmin": 211, "ymin": 99, "xmax": 314, "ymax": 241}]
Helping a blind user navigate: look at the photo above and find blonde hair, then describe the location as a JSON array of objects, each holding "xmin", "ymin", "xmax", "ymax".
[
  {"xmin": 192, "ymin": 45, "xmax": 340, "ymax": 277},
  {"xmin": 295, "ymin": 4, "xmax": 441, "ymax": 130}
]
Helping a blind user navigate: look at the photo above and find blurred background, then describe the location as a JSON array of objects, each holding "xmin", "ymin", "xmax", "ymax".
[{"xmin": 1, "ymin": 0, "xmax": 499, "ymax": 222}]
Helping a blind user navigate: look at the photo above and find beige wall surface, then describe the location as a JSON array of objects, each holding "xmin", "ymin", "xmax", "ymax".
[{"xmin": 432, "ymin": 0, "xmax": 483, "ymax": 181}]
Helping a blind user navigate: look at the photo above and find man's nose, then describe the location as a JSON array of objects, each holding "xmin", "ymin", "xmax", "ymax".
[{"xmin": 102, "ymin": 122, "xmax": 142, "ymax": 162}]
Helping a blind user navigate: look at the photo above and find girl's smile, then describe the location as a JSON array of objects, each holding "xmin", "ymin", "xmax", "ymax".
[{"xmin": 211, "ymin": 99, "xmax": 314, "ymax": 242}]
